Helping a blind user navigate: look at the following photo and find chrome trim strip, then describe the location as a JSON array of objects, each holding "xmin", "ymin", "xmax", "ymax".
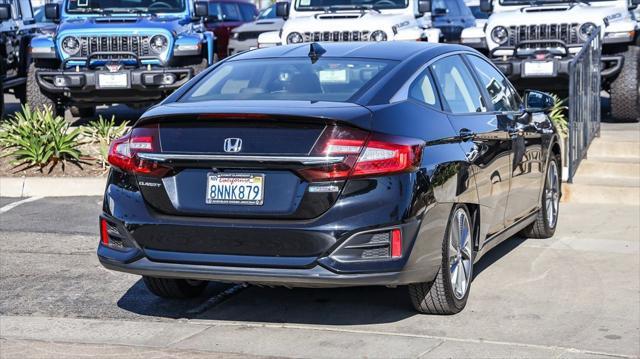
[{"xmin": 137, "ymin": 153, "xmax": 344, "ymax": 165}]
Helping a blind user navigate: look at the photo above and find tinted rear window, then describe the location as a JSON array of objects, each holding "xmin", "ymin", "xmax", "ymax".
[{"xmin": 180, "ymin": 58, "xmax": 394, "ymax": 103}]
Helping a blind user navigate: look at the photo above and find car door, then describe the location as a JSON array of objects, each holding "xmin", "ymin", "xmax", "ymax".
[
  {"xmin": 0, "ymin": 0, "xmax": 20, "ymax": 81},
  {"xmin": 465, "ymin": 54, "xmax": 545, "ymax": 226},
  {"xmin": 429, "ymin": 54, "xmax": 513, "ymax": 240}
]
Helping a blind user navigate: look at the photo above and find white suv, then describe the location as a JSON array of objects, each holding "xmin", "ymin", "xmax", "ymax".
[
  {"xmin": 475, "ymin": 0, "xmax": 639, "ymax": 121},
  {"xmin": 258, "ymin": 0, "xmax": 441, "ymax": 47}
]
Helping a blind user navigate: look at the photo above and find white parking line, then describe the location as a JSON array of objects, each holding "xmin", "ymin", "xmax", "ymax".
[{"xmin": 0, "ymin": 197, "xmax": 43, "ymax": 214}]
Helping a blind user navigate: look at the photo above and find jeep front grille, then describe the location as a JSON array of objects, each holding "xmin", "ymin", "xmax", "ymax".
[
  {"xmin": 78, "ymin": 35, "xmax": 152, "ymax": 59},
  {"xmin": 301, "ymin": 31, "xmax": 371, "ymax": 42},
  {"xmin": 507, "ymin": 23, "xmax": 582, "ymax": 48}
]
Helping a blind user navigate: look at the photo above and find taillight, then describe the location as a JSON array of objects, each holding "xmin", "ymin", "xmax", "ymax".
[
  {"xmin": 107, "ymin": 124, "xmax": 169, "ymax": 176},
  {"xmin": 299, "ymin": 126, "xmax": 423, "ymax": 181}
]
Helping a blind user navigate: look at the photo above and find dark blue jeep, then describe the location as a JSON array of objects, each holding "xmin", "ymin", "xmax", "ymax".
[{"xmin": 28, "ymin": 0, "xmax": 215, "ymax": 117}]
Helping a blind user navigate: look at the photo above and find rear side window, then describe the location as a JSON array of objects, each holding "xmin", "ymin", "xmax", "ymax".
[
  {"xmin": 430, "ymin": 55, "xmax": 485, "ymax": 114},
  {"xmin": 409, "ymin": 70, "xmax": 439, "ymax": 108},
  {"xmin": 181, "ymin": 58, "xmax": 394, "ymax": 103},
  {"xmin": 466, "ymin": 55, "xmax": 521, "ymax": 112}
]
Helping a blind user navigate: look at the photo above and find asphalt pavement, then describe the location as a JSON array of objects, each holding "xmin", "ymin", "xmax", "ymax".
[{"xmin": 0, "ymin": 195, "xmax": 638, "ymax": 358}]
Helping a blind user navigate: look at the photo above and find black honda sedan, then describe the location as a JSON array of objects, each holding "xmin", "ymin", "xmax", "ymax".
[{"xmin": 98, "ymin": 42, "xmax": 562, "ymax": 314}]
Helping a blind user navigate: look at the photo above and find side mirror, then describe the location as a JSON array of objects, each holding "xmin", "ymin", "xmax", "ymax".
[
  {"xmin": 432, "ymin": 7, "xmax": 447, "ymax": 16},
  {"xmin": 194, "ymin": 1, "xmax": 208, "ymax": 18},
  {"xmin": 524, "ymin": 90, "xmax": 555, "ymax": 112},
  {"xmin": 44, "ymin": 3, "xmax": 60, "ymax": 22},
  {"xmin": 480, "ymin": 0, "xmax": 493, "ymax": 12},
  {"xmin": 0, "ymin": 4, "xmax": 11, "ymax": 21},
  {"xmin": 275, "ymin": 2, "xmax": 290, "ymax": 19},
  {"xmin": 418, "ymin": 0, "xmax": 431, "ymax": 14}
]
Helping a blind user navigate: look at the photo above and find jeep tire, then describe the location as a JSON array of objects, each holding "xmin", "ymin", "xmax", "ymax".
[
  {"xmin": 70, "ymin": 106, "xmax": 96, "ymax": 118},
  {"xmin": 26, "ymin": 64, "xmax": 62, "ymax": 116},
  {"xmin": 610, "ymin": 46, "xmax": 639, "ymax": 122},
  {"xmin": 143, "ymin": 276, "xmax": 208, "ymax": 299}
]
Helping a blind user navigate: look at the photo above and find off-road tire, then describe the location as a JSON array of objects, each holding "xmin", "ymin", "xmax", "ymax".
[
  {"xmin": 0, "ymin": 92, "xmax": 5, "ymax": 120},
  {"xmin": 521, "ymin": 156, "xmax": 561, "ymax": 239},
  {"xmin": 143, "ymin": 276, "xmax": 208, "ymax": 299},
  {"xmin": 189, "ymin": 58, "xmax": 210, "ymax": 77},
  {"xmin": 408, "ymin": 204, "xmax": 473, "ymax": 315},
  {"xmin": 610, "ymin": 46, "xmax": 639, "ymax": 122},
  {"xmin": 26, "ymin": 64, "xmax": 60, "ymax": 114},
  {"xmin": 70, "ymin": 106, "xmax": 95, "ymax": 118}
]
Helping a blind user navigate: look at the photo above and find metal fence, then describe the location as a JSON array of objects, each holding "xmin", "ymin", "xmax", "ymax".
[{"xmin": 567, "ymin": 28, "xmax": 602, "ymax": 183}]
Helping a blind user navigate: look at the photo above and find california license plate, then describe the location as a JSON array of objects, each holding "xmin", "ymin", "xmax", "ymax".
[
  {"xmin": 206, "ymin": 173, "xmax": 264, "ymax": 205},
  {"xmin": 522, "ymin": 61, "xmax": 555, "ymax": 77},
  {"xmin": 98, "ymin": 73, "xmax": 128, "ymax": 88}
]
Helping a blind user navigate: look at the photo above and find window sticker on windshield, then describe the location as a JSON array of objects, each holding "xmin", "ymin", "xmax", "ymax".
[
  {"xmin": 300, "ymin": 0, "xmax": 311, "ymax": 6},
  {"xmin": 77, "ymin": 0, "xmax": 88, "ymax": 7},
  {"xmin": 319, "ymin": 69, "xmax": 348, "ymax": 84}
]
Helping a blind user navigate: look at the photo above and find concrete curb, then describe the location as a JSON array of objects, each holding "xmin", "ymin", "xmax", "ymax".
[{"xmin": 0, "ymin": 177, "xmax": 106, "ymax": 197}]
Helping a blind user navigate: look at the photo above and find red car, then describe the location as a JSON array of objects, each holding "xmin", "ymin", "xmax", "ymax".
[{"xmin": 205, "ymin": 0, "xmax": 258, "ymax": 60}]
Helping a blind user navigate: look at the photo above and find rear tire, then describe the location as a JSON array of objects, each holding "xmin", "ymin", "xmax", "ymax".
[
  {"xmin": 610, "ymin": 46, "xmax": 639, "ymax": 122},
  {"xmin": 409, "ymin": 204, "xmax": 474, "ymax": 315},
  {"xmin": 70, "ymin": 106, "xmax": 95, "ymax": 118},
  {"xmin": 521, "ymin": 156, "xmax": 561, "ymax": 239},
  {"xmin": 142, "ymin": 276, "xmax": 208, "ymax": 299}
]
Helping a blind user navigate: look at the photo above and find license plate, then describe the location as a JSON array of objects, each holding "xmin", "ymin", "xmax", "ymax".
[
  {"xmin": 206, "ymin": 173, "xmax": 264, "ymax": 206},
  {"xmin": 98, "ymin": 73, "xmax": 128, "ymax": 88},
  {"xmin": 523, "ymin": 61, "xmax": 555, "ymax": 77}
]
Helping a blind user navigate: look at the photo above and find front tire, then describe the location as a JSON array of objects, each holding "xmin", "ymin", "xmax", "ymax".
[
  {"xmin": 521, "ymin": 156, "xmax": 560, "ymax": 239},
  {"xmin": 143, "ymin": 276, "xmax": 208, "ymax": 299},
  {"xmin": 610, "ymin": 46, "xmax": 639, "ymax": 122},
  {"xmin": 26, "ymin": 64, "xmax": 58, "ymax": 113},
  {"xmin": 409, "ymin": 204, "xmax": 474, "ymax": 315}
]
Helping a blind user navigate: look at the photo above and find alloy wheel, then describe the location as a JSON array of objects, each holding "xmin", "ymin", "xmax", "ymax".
[
  {"xmin": 545, "ymin": 161, "xmax": 560, "ymax": 228},
  {"xmin": 449, "ymin": 208, "xmax": 472, "ymax": 300}
]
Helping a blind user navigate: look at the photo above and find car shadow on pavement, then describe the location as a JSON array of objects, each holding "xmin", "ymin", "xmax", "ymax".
[{"xmin": 117, "ymin": 236, "xmax": 529, "ymax": 325}]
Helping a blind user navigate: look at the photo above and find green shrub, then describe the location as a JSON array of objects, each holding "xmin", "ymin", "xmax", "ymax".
[
  {"xmin": 0, "ymin": 105, "xmax": 85, "ymax": 172},
  {"xmin": 84, "ymin": 115, "xmax": 129, "ymax": 169},
  {"xmin": 549, "ymin": 94, "xmax": 569, "ymax": 139}
]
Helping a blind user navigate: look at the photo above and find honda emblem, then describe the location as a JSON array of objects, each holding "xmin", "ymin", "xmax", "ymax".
[{"xmin": 223, "ymin": 138, "xmax": 243, "ymax": 153}]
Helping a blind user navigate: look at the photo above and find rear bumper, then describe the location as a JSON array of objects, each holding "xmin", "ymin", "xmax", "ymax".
[
  {"xmin": 35, "ymin": 67, "xmax": 192, "ymax": 104},
  {"xmin": 97, "ymin": 171, "xmax": 449, "ymax": 287},
  {"xmin": 98, "ymin": 249, "xmax": 428, "ymax": 288}
]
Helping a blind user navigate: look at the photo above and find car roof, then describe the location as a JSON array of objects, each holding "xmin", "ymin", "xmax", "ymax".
[{"xmin": 229, "ymin": 42, "xmax": 470, "ymax": 62}]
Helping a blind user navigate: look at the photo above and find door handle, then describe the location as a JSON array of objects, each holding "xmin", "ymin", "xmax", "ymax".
[{"xmin": 458, "ymin": 128, "xmax": 476, "ymax": 141}]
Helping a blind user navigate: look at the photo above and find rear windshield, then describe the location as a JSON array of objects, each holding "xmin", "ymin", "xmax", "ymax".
[{"xmin": 180, "ymin": 58, "xmax": 394, "ymax": 103}]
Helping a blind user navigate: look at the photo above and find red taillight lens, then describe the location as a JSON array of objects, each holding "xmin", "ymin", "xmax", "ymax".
[
  {"xmin": 391, "ymin": 228, "xmax": 402, "ymax": 258},
  {"xmin": 107, "ymin": 125, "xmax": 168, "ymax": 176},
  {"xmin": 299, "ymin": 126, "xmax": 423, "ymax": 182},
  {"xmin": 100, "ymin": 218, "xmax": 109, "ymax": 246}
]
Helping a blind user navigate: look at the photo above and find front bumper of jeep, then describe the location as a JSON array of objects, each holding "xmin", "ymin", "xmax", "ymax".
[
  {"xmin": 489, "ymin": 43, "xmax": 625, "ymax": 84},
  {"xmin": 36, "ymin": 67, "xmax": 192, "ymax": 105}
]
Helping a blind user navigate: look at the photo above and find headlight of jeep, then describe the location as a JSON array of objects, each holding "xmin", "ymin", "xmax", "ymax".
[
  {"xmin": 61, "ymin": 36, "xmax": 81, "ymax": 56},
  {"xmin": 579, "ymin": 22, "xmax": 597, "ymax": 40},
  {"xmin": 491, "ymin": 26, "xmax": 508, "ymax": 45},
  {"xmin": 150, "ymin": 35, "xmax": 169, "ymax": 54},
  {"xmin": 287, "ymin": 32, "xmax": 303, "ymax": 44},
  {"xmin": 370, "ymin": 30, "xmax": 387, "ymax": 42}
]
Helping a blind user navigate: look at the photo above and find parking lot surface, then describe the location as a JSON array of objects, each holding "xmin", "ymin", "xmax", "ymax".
[{"xmin": 0, "ymin": 194, "xmax": 638, "ymax": 358}]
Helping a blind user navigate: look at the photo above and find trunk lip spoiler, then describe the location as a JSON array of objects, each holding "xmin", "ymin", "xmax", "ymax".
[{"xmin": 137, "ymin": 153, "xmax": 345, "ymax": 166}]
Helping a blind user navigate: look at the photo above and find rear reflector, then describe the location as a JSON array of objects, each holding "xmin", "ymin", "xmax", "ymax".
[
  {"xmin": 299, "ymin": 126, "xmax": 423, "ymax": 182},
  {"xmin": 391, "ymin": 229, "xmax": 402, "ymax": 258},
  {"xmin": 100, "ymin": 218, "xmax": 109, "ymax": 246}
]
